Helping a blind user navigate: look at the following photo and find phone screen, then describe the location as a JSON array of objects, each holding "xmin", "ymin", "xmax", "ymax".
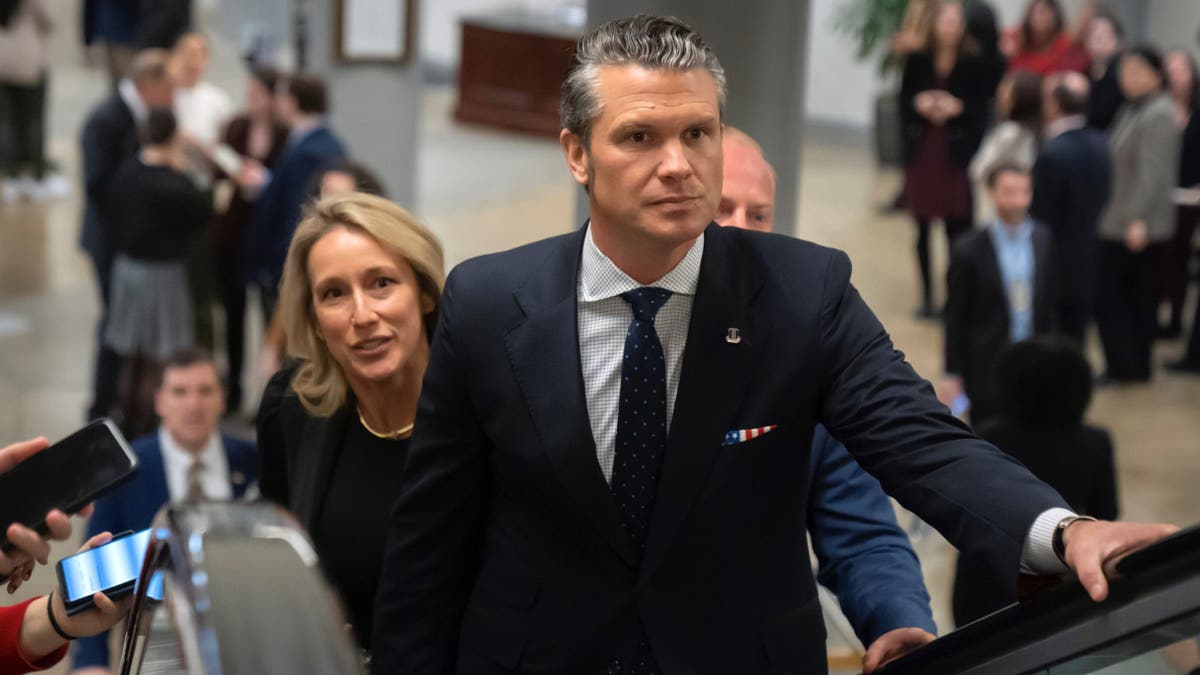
[
  {"xmin": 0, "ymin": 420, "xmax": 137, "ymax": 548},
  {"xmin": 59, "ymin": 529, "xmax": 163, "ymax": 604}
]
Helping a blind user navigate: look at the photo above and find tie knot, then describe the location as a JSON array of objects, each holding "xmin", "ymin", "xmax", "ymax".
[{"xmin": 621, "ymin": 287, "xmax": 672, "ymax": 322}]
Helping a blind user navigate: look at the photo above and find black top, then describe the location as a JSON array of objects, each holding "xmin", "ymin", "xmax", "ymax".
[
  {"xmin": 313, "ymin": 417, "xmax": 409, "ymax": 649},
  {"xmin": 1180, "ymin": 107, "xmax": 1200, "ymax": 188},
  {"xmin": 106, "ymin": 159, "xmax": 213, "ymax": 261},
  {"xmin": 1087, "ymin": 58, "xmax": 1124, "ymax": 131},
  {"xmin": 899, "ymin": 51, "xmax": 990, "ymax": 168}
]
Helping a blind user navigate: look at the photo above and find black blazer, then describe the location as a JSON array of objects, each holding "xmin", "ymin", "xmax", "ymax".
[
  {"xmin": 257, "ymin": 366, "xmax": 353, "ymax": 537},
  {"xmin": 899, "ymin": 50, "xmax": 990, "ymax": 167},
  {"xmin": 944, "ymin": 225, "xmax": 1057, "ymax": 420},
  {"xmin": 79, "ymin": 93, "xmax": 139, "ymax": 261},
  {"xmin": 1180, "ymin": 104, "xmax": 1200, "ymax": 189},
  {"xmin": 371, "ymin": 223, "xmax": 1069, "ymax": 674},
  {"xmin": 1030, "ymin": 127, "xmax": 1112, "ymax": 303},
  {"xmin": 953, "ymin": 421, "xmax": 1118, "ymax": 625}
]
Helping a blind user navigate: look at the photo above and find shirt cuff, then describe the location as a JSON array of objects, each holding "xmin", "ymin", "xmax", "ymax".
[{"xmin": 1020, "ymin": 507, "xmax": 1077, "ymax": 575}]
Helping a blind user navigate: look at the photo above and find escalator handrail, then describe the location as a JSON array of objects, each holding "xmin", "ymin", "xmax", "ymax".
[{"xmin": 879, "ymin": 523, "xmax": 1200, "ymax": 674}]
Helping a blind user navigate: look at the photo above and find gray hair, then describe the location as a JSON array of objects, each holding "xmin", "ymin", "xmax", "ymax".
[{"xmin": 560, "ymin": 15, "xmax": 727, "ymax": 143}]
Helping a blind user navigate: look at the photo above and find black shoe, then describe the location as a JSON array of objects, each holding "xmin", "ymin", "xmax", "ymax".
[{"xmin": 1164, "ymin": 359, "xmax": 1200, "ymax": 374}]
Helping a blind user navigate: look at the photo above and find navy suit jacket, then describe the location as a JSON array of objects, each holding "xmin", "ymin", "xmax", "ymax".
[
  {"xmin": 71, "ymin": 431, "xmax": 258, "ymax": 670},
  {"xmin": 1030, "ymin": 127, "xmax": 1112, "ymax": 304},
  {"xmin": 371, "ymin": 223, "xmax": 1067, "ymax": 674},
  {"xmin": 807, "ymin": 426, "xmax": 936, "ymax": 644},
  {"xmin": 244, "ymin": 126, "xmax": 346, "ymax": 284},
  {"xmin": 79, "ymin": 93, "xmax": 140, "ymax": 263}
]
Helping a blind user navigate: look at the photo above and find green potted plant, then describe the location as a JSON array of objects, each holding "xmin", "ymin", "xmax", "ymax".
[{"xmin": 835, "ymin": 0, "xmax": 916, "ymax": 166}]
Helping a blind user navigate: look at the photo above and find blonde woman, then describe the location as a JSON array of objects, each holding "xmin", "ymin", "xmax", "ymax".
[{"xmin": 256, "ymin": 192, "xmax": 443, "ymax": 651}]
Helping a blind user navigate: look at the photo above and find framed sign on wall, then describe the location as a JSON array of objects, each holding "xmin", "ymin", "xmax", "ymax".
[{"xmin": 334, "ymin": 0, "xmax": 415, "ymax": 63}]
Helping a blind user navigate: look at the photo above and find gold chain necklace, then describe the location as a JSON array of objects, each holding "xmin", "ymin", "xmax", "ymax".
[{"xmin": 357, "ymin": 407, "xmax": 414, "ymax": 440}]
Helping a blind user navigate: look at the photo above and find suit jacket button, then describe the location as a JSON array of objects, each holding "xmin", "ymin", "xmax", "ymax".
[{"xmin": 609, "ymin": 658, "xmax": 623, "ymax": 674}]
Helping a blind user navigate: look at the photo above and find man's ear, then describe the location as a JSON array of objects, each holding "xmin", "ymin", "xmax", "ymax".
[
  {"xmin": 420, "ymin": 292, "xmax": 436, "ymax": 314},
  {"xmin": 560, "ymin": 129, "xmax": 591, "ymax": 188}
]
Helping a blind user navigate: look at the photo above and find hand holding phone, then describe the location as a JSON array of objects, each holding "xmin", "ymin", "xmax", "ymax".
[
  {"xmin": 0, "ymin": 436, "xmax": 103, "ymax": 590},
  {"xmin": 0, "ymin": 420, "xmax": 138, "ymax": 558},
  {"xmin": 57, "ymin": 528, "xmax": 163, "ymax": 616}
]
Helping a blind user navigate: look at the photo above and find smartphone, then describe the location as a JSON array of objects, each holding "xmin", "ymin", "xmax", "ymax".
[
  {"xmin": 57, "ymin": 529, "xmax": 164, "ymax": 615},
  {"xmin": 0, "ymin": 419, "xmax": 138, "ymax": 551}
]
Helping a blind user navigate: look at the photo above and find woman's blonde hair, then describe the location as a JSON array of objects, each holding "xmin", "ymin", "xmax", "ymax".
[{"xmin": 278, "ymin": 192, "xmax": 445, "ymax": 417}]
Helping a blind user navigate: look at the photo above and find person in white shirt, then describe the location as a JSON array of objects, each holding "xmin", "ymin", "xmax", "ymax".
[
  {"xmin": 71, "ymin": 349, "xmax": 257, "ymax": 674},
  {"xmin": 169, "ymin": 31, "xmax": 232, "ymax": 148}
]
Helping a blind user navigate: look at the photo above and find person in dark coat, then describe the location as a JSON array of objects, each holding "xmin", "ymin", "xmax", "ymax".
[
  {"xmin": 952, "ymin": 337, "xmax": 1119, "ymax": 626},
  {"xmin": 79, "ymin": 49, "xmax": 173, "ymax": 423},
  {"xmin": 1160, "ymin": 49, "xmax": 1200, "ymax": 339},
  {"xmin": 942, "ymin": 163, "xmax": 1057, "ymax": 427},
  {"xmin": 1030, "ymin": 71, "xmax": 1111, "ymax": 343},
  {"xmin": 1082, "ymin": 9, "xmax": 1124, "ymax": 130},
  {"xmin": 900, "ymin": 0, "xmax": 990, "ymax": 318}
]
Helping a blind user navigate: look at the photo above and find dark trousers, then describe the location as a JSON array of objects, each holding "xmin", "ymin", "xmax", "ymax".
[
  {"xmin": 1057, "ymin": 296, "xmax": 1093, "ymax": 345},
  {"xmin": 186, "ymin": 230, "xmax": 216, "ymax": 351},
  {"xmin": 0, "ymin": 77, "xmax": 48, "ymax": 179},
  {"xmin": 1165, "ymin": 205, "xmax": 1199, "ymax": 329},
  {"xmin": 215, "ymin": 245, "xmax": 246, "ymax": 411},
  {"xmin": 86, "ymin": 247, "xmax": 121, "ymax": 421},
  {"xmin": 915, "ymin": 216, "xmax": 973, "ymax": 309},
  {"xmin": 1096, "ymin": 241, "xmax": 1167, "ymax": 381},
  {"xmin": 1183, "ymin": 289, "xmax": 1200, "ymax": 366}
]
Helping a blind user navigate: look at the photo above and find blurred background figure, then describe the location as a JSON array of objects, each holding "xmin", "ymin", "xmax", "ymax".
[
  {"xmin": 258, "ymin": 193, "xmax": 443, "ymax": 651},
  {"xmin": 308, "ymin": 159, "xmax": 386, "ymax": 201},
  {"xmin": 942, "ymin": 164, "xmax": 1056, "ymax": 427},
  {"xmin": 168, "ymin": 30, "xmax": 231, "ymax": 355},
  {"xmin": 951, "ymin": 337, "xmax": 1118, "ymax": 626},
  {"xmin": 1082, "ymin": 6, "xmax": 1125, "ymax": 130},
  {"xmin": 716, "ymin": 127, "xmax": 774, "ymax": 233},
  {"xmin": 970, "ymin": 69, "xmax": 1042, "ymax": 222},
  {"xmin": 0, "ymin": 0, "xmax": 67, "ymax": 203},
  {"xmin": 134, "ymin": 0, "xmax": 190, "ymax": 52},
  {"xmin": 900, "ymin": 0, "xmax": 988, "ymax": 320},
  {"xmin": 71, "ymin": 349, "xmax": 256, "ymax": 675},
  {"xmin": 1160, "ymin": 48, "xmax": 1200, "ymax": 341},
  {"xmin": 241, "ymin": 73, "xmax": 346, "ymax": 326},
  {"xmin": 86, "ymin": 0, "xmax": 138, "ymax": 87},
  {"xmin": 211, "ymin": 67, "xmax": 288, "ymax": 416},
  {"xmin": 1004, "ymin": 0, "xmax": 1088, "ymax": 76},
  {"xmin": 80, "ymin": 48, "xmax": 174, "ymax": 424},
  {"xmin": 103, "ymin": 108, "xmax": 213, "ymax": 436},
  {"xmin": 1096, "ymin": 46, "xmax": 1181, "ymax": 383},
  {"xmin": 1030, "ymin": 71, "xmax": 1111, "ymax": 344}
]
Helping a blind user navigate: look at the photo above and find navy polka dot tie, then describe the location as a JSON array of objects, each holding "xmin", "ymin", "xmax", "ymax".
[{"xmin": 613, "ymin": 287, "xmax": 671, "ymax": 675}]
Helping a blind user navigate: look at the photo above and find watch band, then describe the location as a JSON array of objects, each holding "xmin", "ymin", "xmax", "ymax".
[{"xmin": 1053, "ymin": 515, "xmax": 1098, "ymax": 565}]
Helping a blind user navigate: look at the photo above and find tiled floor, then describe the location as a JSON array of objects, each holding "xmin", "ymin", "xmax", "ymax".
[{"xmin": 1, "ymin": 3, "xmax": 1198, "ymax": 672}]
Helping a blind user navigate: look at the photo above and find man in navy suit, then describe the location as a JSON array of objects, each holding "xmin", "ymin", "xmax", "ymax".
[
  {"xmin": 372, "ymin": 16, "xmax": 1176, "ymax": 674},
  {"xmin": 1030, "ymin": 71, "xmax": 1112, "ymax": 343},
  {"xmin": 718, "ymin": 125, "xmax": 937, "ymax": 668},
  {"xmin": 70, "ymin": 350, "xmax": 257, "ymax": 674},
  {"xmin": 241, "ymin": 73, "xmax": 346, "ymax": 319},
  {"xmin": 79, "ymin": 49, "xmax": 175, "ymax": 423}
]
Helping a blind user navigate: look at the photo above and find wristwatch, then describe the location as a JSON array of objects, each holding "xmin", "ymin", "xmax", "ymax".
[{"xmin": 1052, "ymin": 515, "xmax": 1098, "ymax": 565}]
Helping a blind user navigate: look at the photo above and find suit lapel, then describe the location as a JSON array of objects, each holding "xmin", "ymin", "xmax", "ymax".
[
  {"xmin": 293, "ymin": 406, "xmax": 351, "ymax": 536},
  {"xmin": 505, "ymin": 229, "xmax": 636, "ymax": 568},
  {"xmin": 641, "ymin": 226, "xmax": 770, "ymax": 580}
]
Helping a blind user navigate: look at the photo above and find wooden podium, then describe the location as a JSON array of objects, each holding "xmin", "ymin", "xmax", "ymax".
[{"xmin": 455, "ymin": 9, "xmax": 583, "ymax": 137}]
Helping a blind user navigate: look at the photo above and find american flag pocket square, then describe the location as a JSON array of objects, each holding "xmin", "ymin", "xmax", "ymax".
[{"xmin": 723, "ymin": 425, "xmax": 779, "ymax": 445}]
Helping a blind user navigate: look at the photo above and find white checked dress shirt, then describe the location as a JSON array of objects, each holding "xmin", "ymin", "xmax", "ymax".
[{"xmin": 574, "ymin": 224, "xmax": 1073, "ymax": 575}]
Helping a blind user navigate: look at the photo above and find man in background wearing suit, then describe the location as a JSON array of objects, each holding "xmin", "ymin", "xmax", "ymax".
[
  {"xmin": 942, "ymin": 163, "xmax": 1057, "ymax": 427},
  {"xmin": 718, "ymin": 126, "xmax": 937, "ymax": 670},
  {"xmin": 80, "ymin": 49, "xmax": 174, "ymax": 424},
  {"xmin": 70, "ymin": 349, "xmax": 257, "ymax": 674},
  {"xmin": 1030, "ymin": 71, "xmax": 1112, "ymax": 344},
  {"xmin": 372, "ymin": 15, "xmax": 1176, "ymax": 675},
  {"xmin": 240, "ymin": 73, "xmax": 346, "ymax": 320}
]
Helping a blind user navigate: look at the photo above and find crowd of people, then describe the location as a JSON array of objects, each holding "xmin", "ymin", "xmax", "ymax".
[
  {"xmin": 0, "ymin": 3, "xmax": 1194, "ymax": 675},
  {"xmin": 895, "ymin": 0, "xmax": 1200, "ymax": 387}
]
